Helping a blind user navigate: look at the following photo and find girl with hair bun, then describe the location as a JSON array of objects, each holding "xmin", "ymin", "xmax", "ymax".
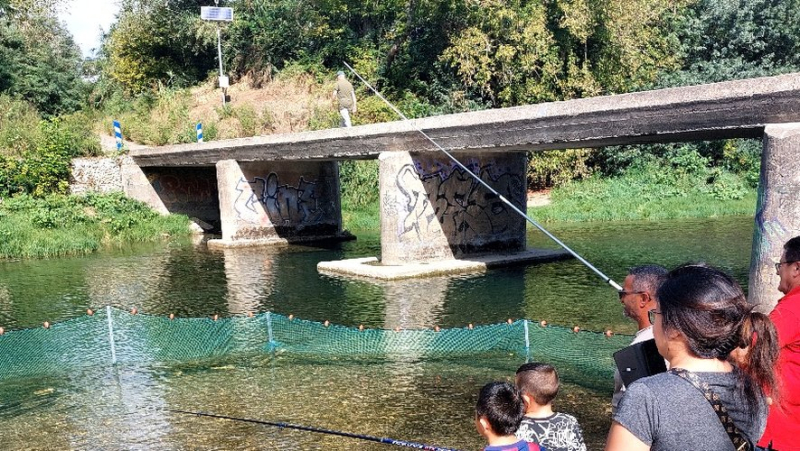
[{"xmin": 605, "ymin": 263, "xmax": 779, "ymax": 451}]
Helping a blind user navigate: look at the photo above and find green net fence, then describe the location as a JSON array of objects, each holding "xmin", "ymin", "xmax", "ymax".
[{"xmin": 0, "ymin": 307, "xmax": 631, "ymax": 388}]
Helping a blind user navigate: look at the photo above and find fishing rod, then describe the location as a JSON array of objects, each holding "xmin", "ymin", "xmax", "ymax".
[
  {"xmin": 170, "ymin": 409, "xmax": 462, "ymax": 451},
  {"xmin": 342, "ymin": 62, "xmax": 622, "ymax": 291}
]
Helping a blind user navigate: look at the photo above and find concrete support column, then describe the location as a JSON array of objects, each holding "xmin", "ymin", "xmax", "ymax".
[
  {"xmin": 121, "ymin": 159, "xmax": 169, "ymax": 215},
  {"xmin": 379, "ymin": 151, "xmax": 526, "ymax": 265},
  {"xmin": 749, "ymin": 123, "xmax": 800, "ymax": 310},
  {"xmin": 213, "ymin": 159, "xmax": 345, "ymax": 247}
]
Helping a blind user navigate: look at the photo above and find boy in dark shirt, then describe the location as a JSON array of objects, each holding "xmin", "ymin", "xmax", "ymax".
[
  {"xmin": 475, "ymin": 381, "xmax": 544, "ymax": 451},
  {"xmin": 515, "ymin": 363, "xmax": 586, "ymax": 451}
]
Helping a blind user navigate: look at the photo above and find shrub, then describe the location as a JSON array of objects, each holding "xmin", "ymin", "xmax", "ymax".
[{"xmin": 527, "ymin": 149, "xmax": 593, "ymax": 190}]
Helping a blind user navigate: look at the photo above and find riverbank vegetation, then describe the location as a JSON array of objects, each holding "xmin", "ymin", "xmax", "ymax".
[
  {"xmin": 0, "ymin": 193, "xmax": 190, "ymax": 259},
  {"xmin": 2, "ymin": 0, "xmax": 800, "ymax": 249}
]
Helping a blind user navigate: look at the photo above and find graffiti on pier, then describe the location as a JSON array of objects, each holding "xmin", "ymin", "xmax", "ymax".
[
  {"xmin": 234, "ymin": 173, "xmax": 330, "ymax": 227},
  {"xmin": 395, "ymin": 157, "xmax": 525, "ymax": 242}
]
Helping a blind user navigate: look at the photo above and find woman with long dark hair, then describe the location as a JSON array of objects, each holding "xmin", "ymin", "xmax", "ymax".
[{"xmin": 605, "ymin": 263, "xmax": 779, "ymax": 450}]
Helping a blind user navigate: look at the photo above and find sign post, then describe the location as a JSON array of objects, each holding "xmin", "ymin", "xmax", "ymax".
[{"xmin": 200, "ymin": 2, "xmax": 234, "ymax": 107}]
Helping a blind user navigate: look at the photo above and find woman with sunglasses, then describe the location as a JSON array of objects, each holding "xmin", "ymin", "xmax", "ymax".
[{"xmin": 605, "ymin": 263, "xmax": 779, "ymax": 451}]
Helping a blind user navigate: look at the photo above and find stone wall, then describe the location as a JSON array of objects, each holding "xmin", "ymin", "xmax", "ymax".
[{"xmin": 69, "ymin": 157, "xmax": 128, "ymax": 195}]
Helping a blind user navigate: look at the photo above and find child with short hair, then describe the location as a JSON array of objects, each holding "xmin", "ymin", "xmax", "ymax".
[
  {"xmin": 475, "ymin": 381, "xmax": 544, "ymax": 451},
  {"xmin": 515, "ymin": 363, "xmax": 586, "ymax": 451}
]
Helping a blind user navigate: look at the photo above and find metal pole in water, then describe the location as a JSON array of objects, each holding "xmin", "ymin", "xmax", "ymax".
[
  {"xmin": 266, "ymin": 311, "xmax": 274, "ymax": 350},
  {"xmin": 106, "ymin": 306, "xmax": 117, "ymax": 364},
  {"xmin": 523, "ymin": 320, "xmax": 530, "ymax": 362},
  {"xmin": 342, "ymin": 61, "xmax": 622, "ymax": 291}
]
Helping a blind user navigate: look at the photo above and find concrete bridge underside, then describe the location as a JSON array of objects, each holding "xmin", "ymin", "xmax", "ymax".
[{"xmin": 125, "ymin": 73, "xmax": 800, "ymax": 307}]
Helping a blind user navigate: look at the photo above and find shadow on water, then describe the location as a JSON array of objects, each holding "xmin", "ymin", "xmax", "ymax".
[{"xmin": 0, "ymin": 216, "xmax": 755, "ymax": 449}]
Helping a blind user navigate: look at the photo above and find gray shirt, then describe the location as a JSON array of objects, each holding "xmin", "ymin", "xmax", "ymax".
[{"xmin": 613, "ymin": 371, "xmax": 767, "ymax": 450}]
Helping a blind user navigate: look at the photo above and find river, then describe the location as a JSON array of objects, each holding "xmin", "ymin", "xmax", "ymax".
[{"xmin": 0, "ymin": 216, "xmax": 754, "ymax": 450}]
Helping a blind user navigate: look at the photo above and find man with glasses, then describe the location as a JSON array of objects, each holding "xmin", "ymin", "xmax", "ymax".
[
  {"xmin": 759, "ymin": 236, "xmax": 800, "ymax": 451},
  {"xmin": 611, "ymin": 264, "xmax": 667, "ymax": 415}
]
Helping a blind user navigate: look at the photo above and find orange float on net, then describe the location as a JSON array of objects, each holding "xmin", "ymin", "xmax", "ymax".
[
  {"xmin": 288, "ymin": 314, "xmax": 294, "ymax": 321},
  {"xmin": 212, "ymin": 314, "xmax": 219, "ymax": 321},
  {"xmin": 169, "ymin": 313, "xmax": 175, "ymax": 320},
  {"xmin": 468, "ymin": 323, "xmax": 474, "ymax": 330},
  {"xmin": 394, "ymin": 326, "xmax": 401, "ymax": 332},
  {"xmin": 0, "ymin": 327, "xmax": 4, "ymax": 336},
  {"xmin": 43, "ymin": 321, "xmax": 50, "ymax": 329},
  {"xmin": 130, "ymin": 307, "xmax": 138, "ymax": 315},
  {"xmin": 324, "ymin": 320, "xmax": 330, "ymax": 327},
  {"xmin": 605, "ymin": 329, "xmax": 614, "ymax": 337},
  {"xmin": 247, "ymin": 312, "xmax": 254, "ymax": 318},
  {"xmin": 434, "ymin": 325, "xmax": 441, "ymax": 332},
  {"xmin": 358, "ymin": 324, "xmax": 364, "ymax": 331},
  {"xmin": 507, "ymin": 318, "xmax": 513, "ymax": 324},
  {"xmin": 573, "ymin": 326, "xmax": 580, "ymax": 333},
  {"xmin": 540, "ymin": 320, "xmax": 547, "ymax": 327},
  {"xmin": 86, "ymin": 309, "xmax": 94, "ymax": 316}
]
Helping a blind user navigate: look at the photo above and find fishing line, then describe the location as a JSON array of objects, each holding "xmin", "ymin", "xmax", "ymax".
[
  {"xmin": 342, "ymin": 62, "xmax": 622, "ymax": 291},
  {"xmin": 170, "ymin": 409, "xmax": 462, "ymax": 451}
]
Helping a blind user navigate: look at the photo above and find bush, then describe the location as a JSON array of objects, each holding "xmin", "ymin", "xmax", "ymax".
[
  {"xmin": 527, "ymin": 149, "xmax": 593, "ymax": 190},
  {"xmin": 0, "ymin": 192, "xmax": 191, "ymax": 259}
]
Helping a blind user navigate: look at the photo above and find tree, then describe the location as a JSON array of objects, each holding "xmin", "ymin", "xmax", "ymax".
[
  {"xmin": 440, "ymin": 0, "xmax": 689, "ymax": 107},
  {"xmin": 0, "ymin": 1, "xmax": 85, "ymax": 116},
  {"xmin": 656, "ymin": 0, "xmax": 800, "ymax": 86},
  {"xmin": 104, "ymin": 0, "xmax": 217, "ymax": 93}
]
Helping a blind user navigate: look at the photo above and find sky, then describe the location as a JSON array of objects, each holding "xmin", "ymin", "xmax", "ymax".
[{"xmin": 58, "ymin": 0, "xmax": 120, "ymax": 58}]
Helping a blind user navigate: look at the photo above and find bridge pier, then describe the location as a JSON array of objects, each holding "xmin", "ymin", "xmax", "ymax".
[
  {"xmin": 379, "ymin": 151, "xmax": 527, "ymax": 264},
  {"xmin": 209, "ymin": 159, "xmax": 349, "ymax": 248},
  {"xmin": 749, "ymin": 123, "xmax": 800, "ymax": 310},
  {"xmin": 319, "ymin": 151, "xmax": 569, "ymax": 279}
]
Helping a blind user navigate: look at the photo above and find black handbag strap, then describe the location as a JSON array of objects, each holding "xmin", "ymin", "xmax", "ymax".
[{"xmin": 669, "ymin": 368, "xmax": 751, "ymax": 451}]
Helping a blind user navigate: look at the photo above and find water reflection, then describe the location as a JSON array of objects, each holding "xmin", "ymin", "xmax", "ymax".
[{"xmin": 0, "ymin": 216, "xmax": 756, "ymax": 449}]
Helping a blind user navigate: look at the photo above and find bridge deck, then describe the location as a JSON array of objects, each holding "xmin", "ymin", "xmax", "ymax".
[{"xmin": 130, "ymin": 73, "xmax": 800, "ymax": 167}]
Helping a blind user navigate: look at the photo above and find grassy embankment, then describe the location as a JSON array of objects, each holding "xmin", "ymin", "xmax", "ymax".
[{"xmin": 0, "ymin": 193, "xmax": 191, "ymax": 259}]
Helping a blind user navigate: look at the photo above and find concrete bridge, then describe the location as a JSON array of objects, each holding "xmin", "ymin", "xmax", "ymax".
[{"xmin": 125, "ymin": 72, "xmax": 800, "ymax": 308}]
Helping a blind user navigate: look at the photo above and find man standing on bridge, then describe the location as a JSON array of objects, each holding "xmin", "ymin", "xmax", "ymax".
[
  {"xmin": 611, "ymin": 264, "xmax": 667, "ymax": 415},
  {"xmin": 759, "ymin": 235, "xmax": 800, "ymax": 451},
  {"xmin": 333, "ymin": 70, "xmax": 357, "ymax": 127}
]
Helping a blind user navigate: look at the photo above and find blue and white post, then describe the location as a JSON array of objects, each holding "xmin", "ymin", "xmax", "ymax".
[
  {"xmin": 113, "ymin": 120, "xmax": 122, "ymax": 151},
  {"xmin": 196, "ymin": 123, "xmax": 203, "ymax": 143}
]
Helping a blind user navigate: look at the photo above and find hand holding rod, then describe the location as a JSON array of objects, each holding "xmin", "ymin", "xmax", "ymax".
[{"xmin": 342, "ymin": 61, "xmax": 622, "ymax": 291}]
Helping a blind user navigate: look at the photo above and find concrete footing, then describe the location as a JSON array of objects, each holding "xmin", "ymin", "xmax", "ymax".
[{"xmin": 317, "ymin": 248, "xmax": 570, "ymax": 281}]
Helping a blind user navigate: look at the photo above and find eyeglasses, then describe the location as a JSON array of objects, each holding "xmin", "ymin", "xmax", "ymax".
[
  {"xmin": 618, "ymin": 290, "xmax": 644, "ymax": 300},
  {"xmin": 775, "ymin": 261, "xmax": 798, "ymax": 272},
  {"xmin": 648, "ymin": 309, "xmax": 661, "ymax": 325}
]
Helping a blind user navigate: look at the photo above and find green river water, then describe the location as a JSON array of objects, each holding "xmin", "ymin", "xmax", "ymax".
[{"xmin": 0, "ymin": 216, "xmax": 754, "ymax": 450}]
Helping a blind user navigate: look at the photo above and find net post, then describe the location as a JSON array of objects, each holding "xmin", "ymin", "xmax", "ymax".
[
  {"xmin": 266, "ymin": 311, "xmax": 275, "ymax": 350},
  {"xmin": 523, "ymin": 320, "xmax": 530, "ymax": 362},
  {"xmin": 106, "ymin": 306, "xmax": 117, "ymax": 364}
]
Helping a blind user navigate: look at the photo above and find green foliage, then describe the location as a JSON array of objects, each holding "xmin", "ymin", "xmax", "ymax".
[
  {"xmin": 339, "ymin": 160, "xmax": 380, "ymax": 210},
  {"xmin": 0, "ymin": 94, "xmax": 42, "ymax": 157},
  {"xmin": 107, "ymin": 86, "xmax": 198, "ymax": 146},
  {"xmin": 531, "ymin": 164, "xmax": 757, "ymax": 223},
  {"xmin": 0, "ymin": 192, "xmax": 191, "ymax": 259},
  {"xmin": 527, "ymin": 149, "xmax": 593, "ymax": 190},
  {"xmin": 655, "ymin": 0, "xmax": 800, "ymax": 87},
  {"xmin": 0, "ymin": 109, "xmax": 100, "ymax": 197},
  {"xmin": 0, "ymin": 5, "xmax": 86, "ymax": 115},
  {"xmin": 440, "ymin": 0, "xmax": 686, "ymax": 107},
  {"xmin": 105, "ymin": 0, "xmax": 217, "ymax": 93}
]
